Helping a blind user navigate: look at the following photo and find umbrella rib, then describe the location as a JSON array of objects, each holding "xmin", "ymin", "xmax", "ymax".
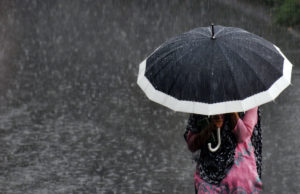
[
  {"xmin": 146, "ymin": 37, "xmax": 207, "ymax": 76},
  {"xmin": 221, "ymin": 39, "xmax": 283, "ymax": 75},
  {"xmin": 166, "ymin": 63, "xmax": 184, "ymax": 97},
  {"xmin": 214, "ymin": 27, "xmax": 226, "ymax": 37},
  {"xmin": 164, "ymin": 36, "xmax": 203, "ymax": 46},
  {"xmin": 217, "ymin": 29, "xmax": 249, "ymax": 38},
  {"xmin": 145, "ymin": 44, "xmax": 186, "ymax": 75},
  {"xmin": 189, "ymin": 29, "xmax": 210, "ymax": 38},
  {"xmin": 164, "ymin": 33, "xmax": 208, "ymax": 47},
  {"xmin": 145, "ymin": 44, "xmax": 192, "ymax": 81},
  {"xmin": 224, "ymin": 36, "xmax": 275, "ymax": 51},
  {"xmin": 149, "ymin": 42, "xmax": 202, "ymax": 81},
  {"xmin": 223, "ymin": 36, "xmax": 279, "ymax": 57},
  {"xmin": 218, "ymin": 41, "xmax": 270, "ymax": 91},
  {"xmin": 216, "ymin": 43, "xmax": 244, "ymax": 102}
]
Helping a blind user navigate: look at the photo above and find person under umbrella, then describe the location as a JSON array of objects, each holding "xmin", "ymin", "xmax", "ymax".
[
  {"xmin": 137, "ymin": 24, "xmax": 292, "ymax": 193},
  {"xmin": 184, "ymin": 107, "xmax": 262, "ymax": 193}
]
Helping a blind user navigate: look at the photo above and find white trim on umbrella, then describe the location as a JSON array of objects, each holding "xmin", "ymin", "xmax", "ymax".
[{"xmin": 137, "ymin": 46, "xmax": 293, "ymax": 115}]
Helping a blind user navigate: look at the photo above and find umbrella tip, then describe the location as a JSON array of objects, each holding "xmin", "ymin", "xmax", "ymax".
[{"xmin": 211, "ymin": 23, "xmax": 216, "ymax": 40}]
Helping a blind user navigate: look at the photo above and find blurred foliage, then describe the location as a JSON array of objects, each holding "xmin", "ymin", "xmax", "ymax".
[
  {"xmin": 261, "ymin": 0, "xmax": 300, "ymax": 26},
  {"xmin": 275, "ymin": 0, "xmax": 300, "ymax": 26}
]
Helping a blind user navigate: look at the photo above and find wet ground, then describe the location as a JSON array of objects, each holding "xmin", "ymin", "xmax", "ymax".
[{"xmin": 0, "ymin": 0, "xmax": 299, "ymax": 193}]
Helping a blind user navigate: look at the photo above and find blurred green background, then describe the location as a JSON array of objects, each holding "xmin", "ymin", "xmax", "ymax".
[{"xmin": 259, "ymin": 0, "xmax": 300, "ymax": 27}]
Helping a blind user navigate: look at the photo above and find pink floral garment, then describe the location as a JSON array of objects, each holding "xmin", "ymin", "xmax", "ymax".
[{"xmin": 195, "ymin": 107, "xmax": 263, "ymax": 194}]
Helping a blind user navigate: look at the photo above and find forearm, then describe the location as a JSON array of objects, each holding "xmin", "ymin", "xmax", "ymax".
[
  {"xmin": 232, "ymin": 107, "xmax": 258, "ymax": 142},
  {"xmin": 243, "ymin": 107, "xmax": 258, "ymax": 129}
]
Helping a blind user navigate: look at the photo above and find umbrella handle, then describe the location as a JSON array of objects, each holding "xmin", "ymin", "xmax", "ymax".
[{"xmin": 208, "ymin": 127, "xmax": 221, "ymax": 152}]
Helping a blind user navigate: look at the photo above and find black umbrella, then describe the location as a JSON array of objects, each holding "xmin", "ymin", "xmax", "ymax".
[{"xmin": 137, "ymin": 24, "xmax": 293, "ymax": 115}]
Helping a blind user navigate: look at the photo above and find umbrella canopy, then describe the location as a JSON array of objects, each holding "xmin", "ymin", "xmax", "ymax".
[{"xmin": 137, "ymin": 25, "xmax": 293, "ymax": 115}]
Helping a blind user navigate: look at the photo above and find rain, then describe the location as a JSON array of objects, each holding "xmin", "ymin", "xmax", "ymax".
[{"xmin": 0, "ymin": 0, "xmax": 299, "ymax": 193}]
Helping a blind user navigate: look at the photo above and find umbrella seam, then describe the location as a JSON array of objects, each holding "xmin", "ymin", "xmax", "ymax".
[
  {"xmin": 149, "ymin": 41, "xmax": 203, "ymax": 82},
  {"xmin": 218, "ymin": 41, "xmax": 272, "ymax": 93},
  {"xmin": 221, "ymin": 35, "xmax": 276, "ymax": 52},
  {"xmin": 166, "ymin": 62, "xmax": 184, "ymax": 97},
  {"xmin": 146, "ymin": 37, "xmax": 207, "ymax": 78},
  {"xmin": 215, "ymin": 43, "xmax": 245, "ymax": 110},
  {"xmin": 217, "ymin": 29, "xmax": 249, "ymax": 38},
  {"xmin": 145, "ymin": 44, "xmax": 186, "ymax": 76},
  {"xmin": 188, "ymin": 30, "xmax": 210, "ymax": 38},
  {"xmin": 221, "ymin": 39, "xmax": 283, "ymax": 76},
  {"xmin": 214, "ymin": 27, "xmax": 226, "ymax": 37}
]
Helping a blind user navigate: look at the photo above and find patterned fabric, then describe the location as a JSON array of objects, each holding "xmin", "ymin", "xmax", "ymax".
[
  {"xmin": 194, "ymin": 107, "xmax": 263, "ymax": 193},
  {"xmin": 195, "ymin": 119, "xmax": 237, "ymax": 185}
]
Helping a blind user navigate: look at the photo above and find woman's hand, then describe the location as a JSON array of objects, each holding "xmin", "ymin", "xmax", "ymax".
[{"xmin": 211, "ymin": 115, "xmax": 224, "ymax": 128}]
